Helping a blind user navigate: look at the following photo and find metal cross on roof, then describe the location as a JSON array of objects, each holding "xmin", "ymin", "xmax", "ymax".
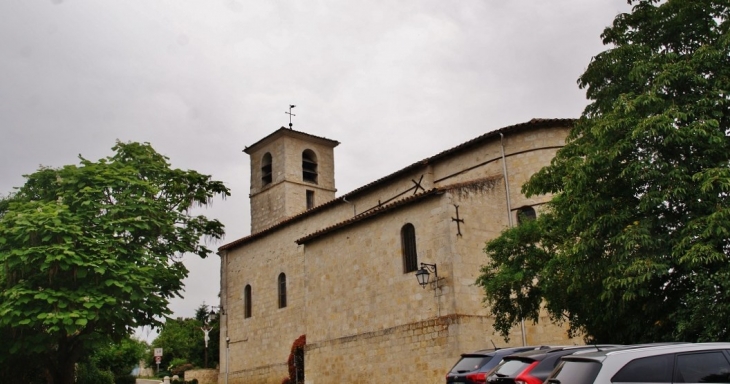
[{"xmin": 285, "ymin": 104, "xmax": 296, "ymax": 128}]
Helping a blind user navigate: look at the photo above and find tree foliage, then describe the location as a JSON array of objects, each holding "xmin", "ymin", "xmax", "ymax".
[
  {"xmin": 149, "ymin": 303, "xmax": 219, "ymax": 371},
  {"xmin": 477, "ymin": 0, "xmax": 730, "ymax": 343},
  {"xmin": 91, "ymin": 337, "xmax": 147, "ymax": 380},
  {"xmin": 0, "ymin": 141, "xmax": 229, "ymax": 383},
  {"xmin": 76, "ymin": 336, "xmax": 147, "ymax": 384}
]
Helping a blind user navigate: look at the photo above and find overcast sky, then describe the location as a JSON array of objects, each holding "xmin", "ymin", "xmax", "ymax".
[{"xmin": 0, "ymin": 0, "xmax": 631, "ymax": 341}]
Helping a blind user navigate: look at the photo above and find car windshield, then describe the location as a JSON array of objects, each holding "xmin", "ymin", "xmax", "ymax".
[
  {"xmin": 451, "ymin": 356, "xmax": 491, "ymax": 373},
  {"xmin": 547, "ymin": 360, "xmax": 602, "ymax": 384},
  {"xmin": 491, "ymin": 359, "xmax": 531, "ymax": 377}
]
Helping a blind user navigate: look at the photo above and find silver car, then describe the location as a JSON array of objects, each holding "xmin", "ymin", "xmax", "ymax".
[{"xmin": 545, "ymin": 343, "xmax": 730, "ymax": 384}]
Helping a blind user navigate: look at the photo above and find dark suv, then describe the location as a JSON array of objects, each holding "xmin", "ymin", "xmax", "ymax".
[
  {"xmin": 486, "ymin": 346, "xmax": 620, "ymax": 384},
  {"xmin": 446, "ymin": 346, "xmax": 550, "ymax": 384}
]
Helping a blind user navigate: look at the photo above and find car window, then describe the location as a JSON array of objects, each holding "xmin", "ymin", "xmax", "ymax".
[
  {"xmin": 475, "ymin": 349, "xmax": 536, "ymax": 375},
  {"xmin": 548, "ymin": 360, "xmax": 601, "ymax": 384},
  {"xmin": 611, "ymin": 354, "xmax": 673, "ymax": 383},
  {"xmin": 492, "ymin": 359, "xmax": 531, "ymax": 377},
  {"xmin": 674, "ymin": 352, "xmax": 730, "ymax": 383},
  {"xmin": 451, "ymin": 356, "xmax": 490, "ymax": 373}
]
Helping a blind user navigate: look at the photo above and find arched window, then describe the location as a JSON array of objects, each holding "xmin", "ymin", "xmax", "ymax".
[
  {"xmin": 302, "ymin": 149, "xmax": 318, "ymax": 184},
  {"xmin": 401, "ymin": 223, "xmax": 418, "ymax": 273},
  {"xmin": 261, "ymin": 153, "xmax": 272, "ymax": 186},
  {"xmin": 517, "ymin": 206, "xmax": 537, "ymax": 225},
  {"xmin": 278, "ymin": 273, "xmax": 287, "ymax": 309},
  {"xmin": 244, "ymin": 284, "xmax": 252, "ymax": 318}
]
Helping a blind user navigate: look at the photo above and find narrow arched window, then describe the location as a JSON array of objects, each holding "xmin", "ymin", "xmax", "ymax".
[
  {"xmin": 401, "ymin": 223, "xmax": 418, "ymax": 273},
  {"xmin": 244, "ymin": 284, "xmax": 252, "ymax": 318},
  {"xmin": 302, "ymin": 149, "xmax": 318, "ymax": 184},
  {"xmin": 278, "ymin": 273, "xmax": 287, "ymax": 308},
  {"xmin": 261, "ymin": 153, "xmax": 273, "ymax": 186},
  {"xmin": 517, "ymin": 206, "xmax": 537, "ymax": 225}
]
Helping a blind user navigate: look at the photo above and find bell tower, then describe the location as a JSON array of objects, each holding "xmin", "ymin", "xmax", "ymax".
[{"xmin": 244, "ymin": 127, "xmax": 339, "ymax": 233}]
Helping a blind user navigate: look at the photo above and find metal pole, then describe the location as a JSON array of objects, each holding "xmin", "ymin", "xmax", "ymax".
[
  {"xmin": 499, "ymin": 133, "xmax": 514, "ymax": 228},
  {"xmin": 500, "ymin": 132, "xmax": 526, "ymax": 346},
  {"xmin": 225, "ymin": 341, "xmax": 229, "ymax": 384}
]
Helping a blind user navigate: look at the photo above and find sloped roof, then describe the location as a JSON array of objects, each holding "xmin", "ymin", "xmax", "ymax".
[
  {"xmin": 243, "ymin": 126, "xmax": 339, "ymax": 154},
  {"xmin": 297, "ymin": 174, "xmax": 507, "ymax": 244},
  {"xmin": 219, "ymin": 118, "xmax": 574, "ymax": 251},
  {"xmin": 295, "ymin": 188, "xmax": 444, "ymax": 245}
]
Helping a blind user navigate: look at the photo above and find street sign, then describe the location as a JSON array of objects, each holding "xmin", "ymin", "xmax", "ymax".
[
  {"xmin": 154, "ymin": 348, "xmax": 163, "ymax": 357},
  {"xmin": 155, "ymin": 356, "xmax": 162, "ymax": 363}
]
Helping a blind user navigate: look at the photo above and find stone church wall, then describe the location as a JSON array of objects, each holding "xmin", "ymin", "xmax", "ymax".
[
  {"xmin": 223, "ymin": 228, "xmax": 305, "ymax": 382},
  {"xmin": 219, "ymin": 121, "xmax": 578, "ymax": 384}
]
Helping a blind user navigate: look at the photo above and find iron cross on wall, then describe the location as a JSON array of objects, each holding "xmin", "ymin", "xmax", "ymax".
[
  {"xmin": 412, "ymin": 175, "xmax": 425, "ymax": 195},
  {"xmin": 452, "ymin": 204, "xmax": 464, "ymax": 237}
]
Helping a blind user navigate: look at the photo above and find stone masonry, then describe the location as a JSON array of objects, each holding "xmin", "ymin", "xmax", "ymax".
[{"xmin": 217, "ymin": 119, "xmax": 581, "ymax": 384}]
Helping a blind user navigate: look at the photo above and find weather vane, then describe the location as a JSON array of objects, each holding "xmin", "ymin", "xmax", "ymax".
[{"xmin": 285, "ymin": 105, "xmax": 296, "ymax": 128}]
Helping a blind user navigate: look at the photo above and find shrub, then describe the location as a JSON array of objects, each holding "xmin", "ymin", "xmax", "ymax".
[
  {"xmin": 171, "ymin": 379, "xmax": 198, "ymax": 384},
  {"xmin": 284, "ymin": 335, "xmax": 305, "ymax": 384},
  {"xmin": 76, "ymin": 363, "xmax": 114, "ymax": 384},
  {"xmin": 171, "ymin": 362, "xmax": 195, "ymax": 376},
  {"xmin": 156, "ymin": 370, "xmax": 171, "ymax": 378}
]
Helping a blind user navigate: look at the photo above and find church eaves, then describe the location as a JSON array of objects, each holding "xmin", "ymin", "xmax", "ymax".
[
  {"xmin": 295, "ymin": 188, "xmax": 444, "ymax": 245},
  {"xmin": 243, "ymin": 126, "xmax": 340, "ymax": 155},
  {"xmin": 219, "ymin": 118, "xmax": 574, "ymax": 252}
]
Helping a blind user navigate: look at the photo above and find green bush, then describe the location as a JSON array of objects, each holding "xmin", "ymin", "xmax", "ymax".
[
  {"xmin": 156, "ymin": 370, "xmax": 171, "ymax": 378},
  {"xmin": 171, "ymin": 379, "xmax": 198, "ymax": 384},
  {"xmin": 76, "ymin": 363, "xmax": 114, "ymax": 384},
  {"xmin": 171, "ymin": 362, "xmax": 195, "ymax": 376}
]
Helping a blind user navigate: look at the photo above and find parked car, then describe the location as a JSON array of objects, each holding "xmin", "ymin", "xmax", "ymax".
[
  {"xmin": 486, "ymin": 345, "xmax": 620, "ymax": 384},
  {"xmin": 446, "ymin": 346, "xmax": 551, "ymax": 384},
  {"xmin": 545, "ymin": 342, "xmax": 730, "ymax": 384}
]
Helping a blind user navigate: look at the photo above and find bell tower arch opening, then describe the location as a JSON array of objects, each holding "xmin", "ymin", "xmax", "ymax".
[
  {"xmin": 302, "ymin": 149, "xmax": 318, "ymax": 184},
  {"xmin": 243, "ymin": 127, "xmax": 339, "ymax": 233}
]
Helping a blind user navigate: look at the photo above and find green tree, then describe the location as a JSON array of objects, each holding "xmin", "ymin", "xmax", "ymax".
[
  {"xmin": 477, "ymin": 0, "xmax": 730, "ymax": 343},
  {"xmin": 0, "ymin": 141, "xmax": 229, "ymax": 384},
  {"xmin": 77, "ymin": 335, "xmax": 147, "ymax": 384},
  {"xmin": 150, "ymin": 317, "xmax": 200, "ymax": 370},
  {"xmin": 194, "ymin": 303, "xmax": 220, "ymax": 369},
  {"xmin": 149, "ymin": 303, "xmax": 219, "ymax": 371},
  {"xmin": 92, "ymin": 336, "xmax": 147, "ymax": 381}
]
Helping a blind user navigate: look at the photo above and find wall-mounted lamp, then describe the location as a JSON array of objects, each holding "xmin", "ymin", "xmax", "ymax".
[
  {"xmin": 208, "ymin": 305, "xmax": 224, "ymax": 323},
  {"xmin": 416, "ymin": 263, "xmax": 443, "ymax": 289}
]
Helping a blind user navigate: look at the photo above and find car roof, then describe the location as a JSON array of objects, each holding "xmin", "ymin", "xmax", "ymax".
[
  {"xmin": 566, "ymin": 342, "xmax": 687, "ymax": 357},
  {"xmin": 462, "ymin": 348, "xmax": 497, "ymax": 357},
  {"xmin": 561, "ymin": 342, "xmax": 730, "ymax": 362},
  {"xmin": 504, "ymin": 345, "xmax": 621, "ymax": 361},
  {"xmin": 462, "ymin": 345, "xmax": 551, "ymax": 357}
]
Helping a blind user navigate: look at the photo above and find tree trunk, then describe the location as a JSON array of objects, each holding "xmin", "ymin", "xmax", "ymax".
[
  {"xmin": 46, "ymin": 337, "xmax": 82, "ymax": 384},
  {"xmin": 47, "ymin": 362, "xmax": 75, "ymax": 384}
]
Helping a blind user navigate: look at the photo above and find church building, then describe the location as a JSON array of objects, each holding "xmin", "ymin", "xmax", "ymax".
[{"xmin": 216, "ymin": 118, "xmax": 580, "ymax": 384}]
